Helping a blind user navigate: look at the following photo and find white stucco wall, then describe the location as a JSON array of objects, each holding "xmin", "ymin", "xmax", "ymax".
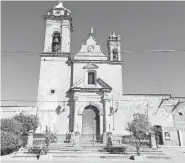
[
  {"xmin": 108, "ymin": 94, "xmax": 174, "ymax": 135},
  {"xmin": 36, "ymin": 56, "xmax": 71, "ymax": 133},
  {"xmin": 72, "ymin": 63, "xmax": 123, "ymax": 95},
  {"xmin": 0, "ymin": 106, "xmax": 37, "ymax": 119}
]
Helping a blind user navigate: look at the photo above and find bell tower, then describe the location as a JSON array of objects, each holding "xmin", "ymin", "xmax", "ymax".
[
  {"xmin": 43, "ymin": 1, "xmax": 73, "ymax": 53},
  {"xmin": 107, "ymin": 30, "xmax": 121, "ymax": 62},
  {"xmin": 36, "ymin": 2, "xmax": 73, "ymax": 134}
]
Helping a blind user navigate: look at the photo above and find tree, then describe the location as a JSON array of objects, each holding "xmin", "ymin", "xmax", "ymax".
[
  {"xmin": 151, "ymin": 125, "xmax": 163, "ymax": 148},
  {"xmin": 1, "ymin": 118, "xmax": 22, "ymax": 134},
  {"xmin": 1, "ymin": 131, "xmax": 22, "ymax": 155},
  {"xmin": 13, "ymin": 113, "xmax": 39, "ymax": 132},
  {"xmin": 1, "ymin": 118, "xmax": 23, "ymax": 155},
  {"xmin": 127, "ymin": 113, "xmax": 151, "ymax": 155},
  {"xmin": 1, "ymin": 113, "xmax": 40, "ymax": 155}
]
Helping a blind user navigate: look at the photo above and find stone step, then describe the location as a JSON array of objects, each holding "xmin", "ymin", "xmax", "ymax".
[
  {"xmin": 48, "ymin": 149, "xmax": 164, "ymax": 154},
  {"xmin": 48, "ymin": 152, "xmax": 166, "ymax": 156},
  {"xmin": 12, "ymin": 154, "xmax": 171, "ymax": 161},
  {"xmin": 49, "ymin": 147, "xmax": 163, "ymax": 153},
  {"xmin": 49, "ymin": 148, "xmax": 103, "ymax": 151},
  {"xmin": 45, "ymin": 154, "xmax": 131, "ymax": 159},
  {"xmin": 50, "ymin": 144, "xmax": 105, "ymax": 147},
  {"xmin": 147, "ymin": 156, "xmax": 172, "ymax": 160}
]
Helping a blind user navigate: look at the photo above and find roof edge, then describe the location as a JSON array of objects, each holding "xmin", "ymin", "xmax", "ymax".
[{"xmin": 123, "ymin": 93, "xmax": 171, "ymax": 97}]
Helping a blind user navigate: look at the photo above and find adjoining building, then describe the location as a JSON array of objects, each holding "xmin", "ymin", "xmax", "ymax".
[{"xmin": 1, "ymin": 2, "xmax": 185, "ymax": 147}]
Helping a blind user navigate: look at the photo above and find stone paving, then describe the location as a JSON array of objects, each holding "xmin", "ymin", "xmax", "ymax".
[{"xmin": 161, "ymin": 147, "xmax": 185, "ymax": 163}]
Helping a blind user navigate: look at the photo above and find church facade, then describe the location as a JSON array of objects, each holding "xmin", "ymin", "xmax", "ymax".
[
  {"xmin": 2, "ymin": 2, "xmax": 184, "ymax": 146},
  {"xmin": 36, "ymin": 2, "xmax": 123, "ymax": 137},
  {"xmin": 35, "ymin": 2, "xmax": 185, "ymax": 146}
]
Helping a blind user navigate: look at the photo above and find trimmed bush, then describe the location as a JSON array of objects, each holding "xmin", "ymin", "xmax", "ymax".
[{"xmin": 1, "ymin": 131, "xmax": 22, "ymax": 155}]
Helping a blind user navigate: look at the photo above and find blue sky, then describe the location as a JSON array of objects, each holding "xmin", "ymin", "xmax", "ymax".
[{"xmin": 1, "ymin": 1, "xmax": 185, "ymax": 106}]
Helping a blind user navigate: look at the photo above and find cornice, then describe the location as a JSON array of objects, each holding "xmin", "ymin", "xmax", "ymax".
[
  {"xmin": 70, "ymin": 87, "xmax": 111, "ymax": 93},
  {"xmin": 67, "ymin": 60, "xmax": 123, "ymax": 65},
  {"xmin": 44, "ymin": 15, "xmax": 73, "ymax": 32},
  {"xmin": 40, "ymin": 52, "xmax": 70, "ymax": 58}
]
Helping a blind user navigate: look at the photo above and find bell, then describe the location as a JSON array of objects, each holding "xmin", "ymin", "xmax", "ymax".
[{"xmin": 53, "ymin": 37, "xmax": 59, "ymax": 44}]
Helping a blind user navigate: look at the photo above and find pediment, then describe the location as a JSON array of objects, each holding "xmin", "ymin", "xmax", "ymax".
[
  {"xmin": 70, "ymin": 77, "xmax": 112, "ymax": 92},
  {"xmin": 74, "ymin": 33, "xmax": 108, "ymax": 61},
  {"xmin": 77, "ymin": 36, "xmax": 107, "ymax": 56},
  {"xmin": 83, "ymin": 63, "xmax": 99, "ymax": 69}
]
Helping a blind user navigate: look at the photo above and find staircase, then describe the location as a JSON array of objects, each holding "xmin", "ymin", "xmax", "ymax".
[
  {"xmin": 46, "ymin": 142, "xmax": 172, "ymax": 161},
  {"xmin": 3, "ymin": 142, "xmax": 172, "ymax": 162}
]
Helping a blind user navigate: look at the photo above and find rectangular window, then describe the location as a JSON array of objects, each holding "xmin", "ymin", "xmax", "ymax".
[{"xmin": 88, "ymin": 72, "xmax": 95, "ymax": 84}]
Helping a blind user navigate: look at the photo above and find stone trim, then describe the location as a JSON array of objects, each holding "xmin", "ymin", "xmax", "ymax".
[
  {"xmin": 44, "ymin": 15, "xmax": 73, "ymax": 32},
  {"xmin": 83, "ymin": 63, "xmax": 99, "ymax": 69},
  {"xmin": 68, "ymin": 60, "xmax": 123, "ymax": 64},
  {"xmin": 70, "ymin": 87, "xmax": 111, "ymax": 93},
  {"xmin": 97, "ymin": 78, "xmax": 112, "ymax": 90},
  {"xmin": 78, "ymin": 102, "xmax": 104, "ymax": 115},
  {"xmin": 40, "ymin": 52, "xmax": 70, "ymax": 57},
  {"xmin": 123, "ymin": 93, "xmax": 171, "ymax": 97}
]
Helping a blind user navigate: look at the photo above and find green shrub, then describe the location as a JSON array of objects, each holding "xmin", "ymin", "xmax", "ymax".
[
  {"xmin": 1, "ymin": 118, "xmax": 22, "ymax": 134},
  {"xmin": 1, "ymin": 131, "xmax": 22, "ymax": 155}
]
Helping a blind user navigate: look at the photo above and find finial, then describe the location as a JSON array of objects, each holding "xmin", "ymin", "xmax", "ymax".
[
  {"xmin": 55, "ymin": 1, "xmax": 64, "ymax": 8},
  {"xmin": 58, "ymin": 0, "xmax": 63, "ymax": 5},
  {"xmin": 90, "ymin": 27, "xmax": 94, "ymax": 34},
  {"xmin": 112, "ymin": 29, "xmax": 116, "ymax": 36}
]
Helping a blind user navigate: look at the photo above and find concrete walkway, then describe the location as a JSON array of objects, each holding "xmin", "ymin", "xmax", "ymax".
[{"xmin": 161, "ymin": 147, "xmax": 185, "ymax": 163}]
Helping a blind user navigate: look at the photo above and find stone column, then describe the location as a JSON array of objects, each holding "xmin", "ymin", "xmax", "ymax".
[
  {"xmin": 100, "ymin": 114, "xmax": 104, "ymax": 142},
  {"xmin": 27, "ymin": 130, "xmax": 34, "ymax": 148},
  {"xmin": 102, "ymin": 94, "xmax": 110, "ymax": 144},
  {"xmin": 103, "ymin": 99, "xmax": 110, "ymax": 133},
  {"xmin": 73, "ymin": 96, "xmax": 78, "ymax": 132},
  {"xmin": 100, "ymin": 114, "xmax": 103, "ymax": 135}
]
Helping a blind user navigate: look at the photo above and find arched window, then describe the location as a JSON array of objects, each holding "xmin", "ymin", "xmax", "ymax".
[
  {"xmin": 52, "ymin": 32, "xmax": 61, "ymax": 52},
  {"xmin": 88, "ymin": 72, "xmax": 95, "ymax": 84},
  {"xmin": 113, "ymin": 48, "xmax": 118, "ymax": 62}
]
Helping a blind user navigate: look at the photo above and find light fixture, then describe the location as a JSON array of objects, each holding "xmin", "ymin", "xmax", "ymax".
[
  {"xmin": 115, "ymin": 101, "xmax": 119, "ymax": 112},
  {"xmin": 179, "ymin": 112, "xmax": 183, "ymax": 116}
]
